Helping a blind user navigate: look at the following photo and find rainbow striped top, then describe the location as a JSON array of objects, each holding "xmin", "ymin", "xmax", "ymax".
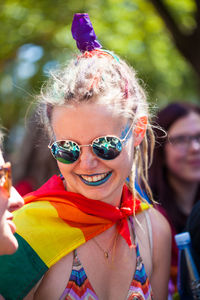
[{"xmin": 60, "ymin": 217, "xmax": 153, "ymax": 300}]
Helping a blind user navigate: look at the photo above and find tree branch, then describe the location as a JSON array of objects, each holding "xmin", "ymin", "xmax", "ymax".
[
  {"xmin": 147, "ymin": 0, "xmax": 199, "ymax": 61},
  {"xmin": 148, "ymin": 0, "xmax": 200, "ymax": 78},
  {"xmin": 194, "ymin": 0, "xmax": 200, "ymax": 28},
  {"xmin": 148, "ymin": 0, "xmax": 185, "ymax": 42},
  {"xmin": 195, "ymin": 0, "xmax": 200, "ymax": 12}
]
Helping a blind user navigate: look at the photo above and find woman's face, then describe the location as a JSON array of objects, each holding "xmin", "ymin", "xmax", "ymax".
[
  {"xmin": 51, "ymin": 102, "xmax": 135, "ymax": 206},
  {"xmin": 0, "ymin": 151, "xmax": 24, "ymax": 255},
  {"xmin": 165, "ymin": 112, "xmax": 200, "ymax": 183}
]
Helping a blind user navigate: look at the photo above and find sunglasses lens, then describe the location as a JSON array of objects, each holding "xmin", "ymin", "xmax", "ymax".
[
  {"xmin": 93, "ymin": 137, "xmax": 122, "ymax": 160},
  {"xmin": 51, "ymin": 141, "xmax": 80, "ymax": 164}
]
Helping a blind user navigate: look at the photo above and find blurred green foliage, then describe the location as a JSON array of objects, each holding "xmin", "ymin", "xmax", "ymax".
[{"xmin": 0, "ymin": 0, "xmax": 199, "ymax": 140}]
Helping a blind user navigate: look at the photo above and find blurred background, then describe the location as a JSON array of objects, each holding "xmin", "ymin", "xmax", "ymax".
[{"xmin": 0, "ymin": 0, "xmax": 200, "ymax": 191}]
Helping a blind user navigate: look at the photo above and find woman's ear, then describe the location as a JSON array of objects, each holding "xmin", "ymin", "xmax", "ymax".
[{"xmin": 134, "ymin": 116, "xmax": 148, "ymax": 146}]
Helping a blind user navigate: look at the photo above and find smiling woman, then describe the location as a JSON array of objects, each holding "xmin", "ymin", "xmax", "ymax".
[
  {"xmin": 49, "ymin": 104, "xmax": 135, "ymax": 203},
  {"xmin": 0, "ymin": 13, "xmax": 171, "ymax": 300}
]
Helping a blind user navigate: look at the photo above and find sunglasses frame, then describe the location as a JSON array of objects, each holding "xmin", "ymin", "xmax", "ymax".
[
  {"xmin": 0, "ymin": 162, "xmax": 12, "ymax": 197},
  {"xmin": 48, "ymin": 121, "xmax": 134, "ymax": 163}
]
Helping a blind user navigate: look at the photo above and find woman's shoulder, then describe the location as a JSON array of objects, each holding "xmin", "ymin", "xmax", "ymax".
[
  {"xmin": 148, "ymin": 207, "xmax": 171, "ymax": 239},
  {"xmin": 135, "ymin": 206, "xmax": 171, "ymax": 251},
  {"xmin": 133, "ymin": 206, "xmax": 171, "ymax": 281},
  {"xmin": 136, "ymin": 205, "xmax": 171, "ymax": 234}
]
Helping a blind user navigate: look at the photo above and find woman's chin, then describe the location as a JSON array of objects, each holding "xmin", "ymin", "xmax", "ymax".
[{"xmin": 0, "ymin": 233, "xmax": 18, "ymax": 255}]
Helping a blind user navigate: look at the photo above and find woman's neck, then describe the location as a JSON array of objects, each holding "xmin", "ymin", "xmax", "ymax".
[{"xmin": 167, "ymin": 172, "xmax": 198, "ymax": 215}]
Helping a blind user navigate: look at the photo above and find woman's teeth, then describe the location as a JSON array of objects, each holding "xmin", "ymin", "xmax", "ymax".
[
  {"xmin": 81, "ymin": 173, "xmax": 108, "ymax": 182},
  {"xmin": 79, "ymin": 171, "xmax": 112, "ymax": 186}
]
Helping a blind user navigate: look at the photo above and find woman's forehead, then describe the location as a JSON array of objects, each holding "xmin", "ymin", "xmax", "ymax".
[
  {"xmin": 51, "ymin": 103, "xmax": 129, "ymax": 127},
  {"xmin": 169, "ymin": 112, "xmax": 200, "ymax": 136},
  {"xmin": 51, "ymin": 103, "xmax": 130, "ymax": 142}
]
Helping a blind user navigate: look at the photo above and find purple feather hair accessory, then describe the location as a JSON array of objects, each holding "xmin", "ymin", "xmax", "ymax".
[{"xmin": 71, "ymin": 13, "xmax": 102, "ymax": 52}]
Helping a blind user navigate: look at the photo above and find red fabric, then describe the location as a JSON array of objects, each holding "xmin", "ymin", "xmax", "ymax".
[
  {"xmin": 25, "ymin": 175, "xmax": 144, "ymax": 247},
  {"xmin": 15, "ymin": 179, "xmax": 33, "ymax": 196}
]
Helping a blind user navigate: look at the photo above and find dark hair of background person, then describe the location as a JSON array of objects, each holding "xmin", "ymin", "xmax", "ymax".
[
  {"xmin": 148, "ymin": 102, "xmax": 200, "ymax": 233},
  {"xmin": 11, "ymin": 113, "xmax": 59, "ymax": 195}
]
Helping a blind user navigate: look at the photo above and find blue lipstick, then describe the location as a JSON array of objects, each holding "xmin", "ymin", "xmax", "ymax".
[{"xmin": 79, "ymin": 172, "xmax": 112, "ymax": 186}]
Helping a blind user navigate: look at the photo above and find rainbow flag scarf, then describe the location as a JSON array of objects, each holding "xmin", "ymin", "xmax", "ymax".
[{"xmin": 0, "ymin": 175, "xmax": 150, "ymax": 300}]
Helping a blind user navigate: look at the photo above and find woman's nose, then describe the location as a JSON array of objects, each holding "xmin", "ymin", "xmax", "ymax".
[
  {"xmin": 8, "ymin": 187, "xmax": 24, "ymax": 212},
  {"xmin": 78, "ymin": 146, "xmax": 99, "ymax": 170}
]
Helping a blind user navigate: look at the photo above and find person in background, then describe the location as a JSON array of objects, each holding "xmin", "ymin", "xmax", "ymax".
[
  {"xmin": 0, "ymin": 13, "xmax": 171, "ymax": 300},
  {"xmin": 12, "ymin": 112, "xmax": 59, "ymax": 196},
  {"xmin": 0, "ymin": 129, "xmax": 24, "ymax": 255},
  {"xmin": 148, "ymin": 102, "xmax": 200, "ymax": 291}
]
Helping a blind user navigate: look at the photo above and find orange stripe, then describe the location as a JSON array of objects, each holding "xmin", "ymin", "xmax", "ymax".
[
  {"xmin": 25, "ymin": 194, "xmax": 119, "ymax": 240},
  {"xmin": 51, "ymin": 201, "xmax": 113, "ymax": 240}
]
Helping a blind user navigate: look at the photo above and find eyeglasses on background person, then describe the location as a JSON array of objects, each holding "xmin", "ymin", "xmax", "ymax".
[{"xmin": 168, "ymin": 132, "xmax": 200, "ymax": 152}]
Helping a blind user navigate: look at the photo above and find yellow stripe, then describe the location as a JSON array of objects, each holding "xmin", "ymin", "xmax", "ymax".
[
  {"xmin": 140, "ymin": 202, "xmax": 151, "ymax": 211},
  {"xmin": 13, "ymin": 201, "xmax": 85, "ymax": 267}
]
